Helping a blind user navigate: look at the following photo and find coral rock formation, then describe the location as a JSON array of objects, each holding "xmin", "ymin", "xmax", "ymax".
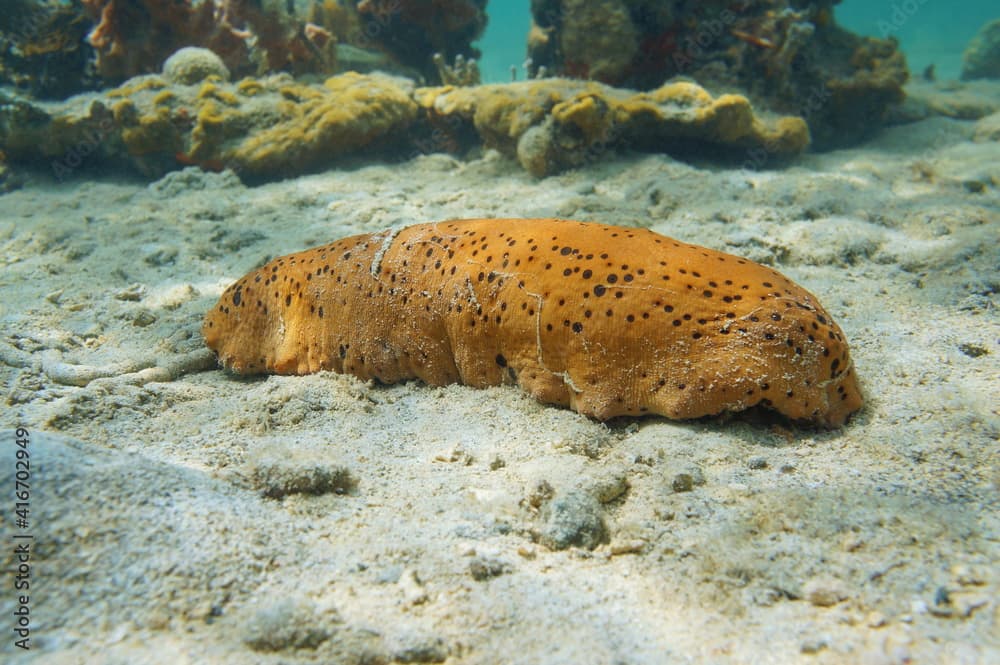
[
  {"xmin": 961, "ymin": 19, "xmax": 1000, "ymax": 81},
  {"xmin": 356, "ymin": 0, "xmax": 488, "ymax": 82},
  {"xmin": 414, "ymin": 78, "xmax": 809, "ymax": 176},
  {"xmin": 0, "ymin": 0, "xmax": 94, "ymax": 98},
  {"xmin": 527, "ymin": 0, "xmax": 908, "ymax": 148},
  {"xmin": 557, "ymin": 0, "xmax": 639, "ymax": 83},
  {"xmin": 81, "ymin": 0, "xmax": 337, "ymax": 82},
  {"xmin": 0, "ymin": 70, "xmax": 418, "ymax": 179},
  {"xmin": 0, "ymin": 71, "xmax": 806, "ymax": 180},
  {"xmin": 229, "ymin": 72, "xmax": 418, "ymax": 178}
]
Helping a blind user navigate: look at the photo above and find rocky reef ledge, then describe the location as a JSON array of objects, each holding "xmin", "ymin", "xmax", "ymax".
[{"xmin": 1, "ymin": 69, "xmax": 807, "ymax": 181}]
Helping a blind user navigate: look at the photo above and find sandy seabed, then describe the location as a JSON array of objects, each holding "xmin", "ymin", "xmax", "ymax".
[{"xmin": 0, "ymin": 111, "xmax": 998, "ymax": 664}]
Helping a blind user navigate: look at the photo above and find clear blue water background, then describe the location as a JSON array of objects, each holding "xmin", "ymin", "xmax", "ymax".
[{"xmin": 476, "ymin": 1, "xmax": 998, "ymax": 83}]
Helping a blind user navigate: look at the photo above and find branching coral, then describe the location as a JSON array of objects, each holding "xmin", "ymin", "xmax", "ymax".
[{"xmin": 432, "ymin": 52, "xmax": 480, "ymax": 86}]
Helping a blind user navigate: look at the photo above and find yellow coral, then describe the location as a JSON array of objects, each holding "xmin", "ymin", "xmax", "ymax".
[
  {"xmin": 107, "ymin": 77, "xmax": 167, "ymax": 98},
  {"xmin": 232, "ymin": 73, "xmax": 418, "ymax": 176},
  {"xmin": 197, "ymin": 83, "xmax": 239, "ymax": 106},
  {"xmin": 187, "ymin": 100, "xmax": 230, "ymax": 159},
  {"xmin": 111, "ymin": 99, "xmax": 138, "ymax": 124},
  {"xmin": 153, "ymin": 90, "xmax": 176, "ymax": 106},
  {"xmin": 552, "ymin": 93, "xmax": 612, "ymax": 143},
  {"xmin": 122, "ymin": 107, "xmax": 178, "ymax": 156},
  {"xmin": 414, "ymin": 77, "xmax": 809, "ymax": 176},
  {"xmin": 237, "ymin": 78, "xmax": 265, "ymax": 96}
]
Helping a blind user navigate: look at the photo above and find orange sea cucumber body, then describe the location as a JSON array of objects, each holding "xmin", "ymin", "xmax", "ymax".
[{"xmin": 203, "ymin": 219, "xmax": 863, "ymax": 426}]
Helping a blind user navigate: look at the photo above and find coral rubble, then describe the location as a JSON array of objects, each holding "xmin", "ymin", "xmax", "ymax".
[{"xmin": 527, "ymin": 0, "xmax": 908, "ymax": 148}]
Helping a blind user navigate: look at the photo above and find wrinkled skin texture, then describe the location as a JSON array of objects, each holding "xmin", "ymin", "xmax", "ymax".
[{"xmin": 204, "ymin": 219, "xmax": 863, "ymax": 426}]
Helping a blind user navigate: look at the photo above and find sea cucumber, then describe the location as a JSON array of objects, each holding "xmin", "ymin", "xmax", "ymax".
[{"xmin": 203, "ymin": 219, "xmax": 863, "ymax": 426}]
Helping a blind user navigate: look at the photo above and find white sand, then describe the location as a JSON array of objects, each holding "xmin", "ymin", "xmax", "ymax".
[{"xmin": 1, "ymin": 112, "xmax": 997, "ymax": 664}]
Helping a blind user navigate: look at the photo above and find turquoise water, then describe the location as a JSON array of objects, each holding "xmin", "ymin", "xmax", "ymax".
[
  {"xmin": 838, "ymin": 1, "xmax": 996, "ymax": 79},
  {"xmin": 476, "ymin": 0, "xmax": 532, "ymax": 83},
  {"xmin": 475, "ymin": 0, "xmax": 998, "ymax": 83}
]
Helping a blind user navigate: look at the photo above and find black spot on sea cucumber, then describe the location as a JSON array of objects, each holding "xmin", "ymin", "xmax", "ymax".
[{"xmin": 496, "ymin": 354, "xmax": 507, "ymax": 367}]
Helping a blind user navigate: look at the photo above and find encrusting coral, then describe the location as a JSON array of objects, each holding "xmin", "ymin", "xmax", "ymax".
[
  {"xmin": 0, "ymin": 70, "xmax": 807, "ymax": 179},
  {"xmin": 0, "ymin": 68, "xmax": 419, "ymax": 179},
  {"xmin": 204, "ymin": 218, "xmax": 863, "ymax": 427},
  {"xmin": 414, "ymin": 78, "xmax": 809, "ymax": 176},
  {"xmin": 228, "ymin": 72, "xmax": 418, "ymax": 178}
]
